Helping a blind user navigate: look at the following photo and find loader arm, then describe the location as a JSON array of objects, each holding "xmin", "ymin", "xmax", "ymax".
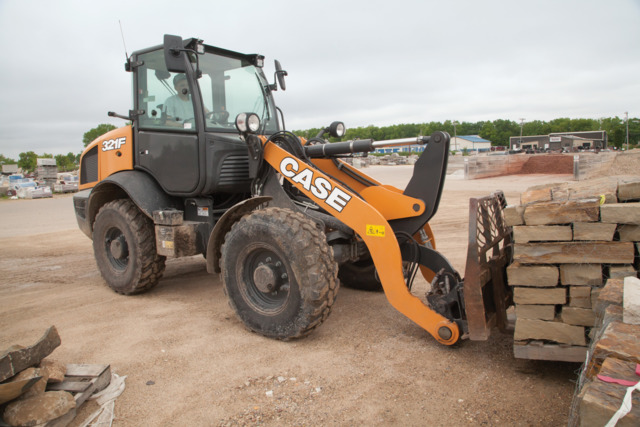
[{"xmin": 260, "ymin": 138, "xmax": 460, "ymax": 345}]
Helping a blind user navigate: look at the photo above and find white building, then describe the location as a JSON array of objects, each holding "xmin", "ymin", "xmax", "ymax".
[{"xmin": 450, "ymin": 135, "xmax": 492, "ymax": 152}]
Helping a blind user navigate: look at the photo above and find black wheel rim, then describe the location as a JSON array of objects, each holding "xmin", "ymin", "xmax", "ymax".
[
  {"xmin": 104, "ymin": 226, "xmax": 129, "ymax": 271},
  {"xmin": 238, "ymin": 243, "xmax": 291, "ymax": 315}
]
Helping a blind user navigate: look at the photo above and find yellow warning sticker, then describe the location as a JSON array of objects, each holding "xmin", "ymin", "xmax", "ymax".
[
  {"xmin": 366, "ymin": 225, "xmax": 386, "ymax": 237},
  {"xmin": 162, "ymin": 241, "xmax": 174, "ymax": 249}
]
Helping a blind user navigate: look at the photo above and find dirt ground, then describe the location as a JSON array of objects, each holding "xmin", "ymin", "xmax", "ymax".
[{"xmin": 0, "ymin": 169, "xmax": 582, "ymax": 426}]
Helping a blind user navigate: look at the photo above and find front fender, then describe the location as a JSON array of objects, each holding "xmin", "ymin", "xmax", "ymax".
[{"xmin": 206, "ymin": 196, "xmax": 271, "ymax": 274}]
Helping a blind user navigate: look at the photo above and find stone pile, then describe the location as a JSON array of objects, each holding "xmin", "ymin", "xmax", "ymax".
[
  {"xmin": 504, "ymin": 176, "xmax": 640, "ymax": 362},
  {"xmin": 0, "ymin": 327, "xmax": 75, "ymax": 426},
  {"xmin": 569, "ymin": 276, "xmax": 640, "ymax": 426}
]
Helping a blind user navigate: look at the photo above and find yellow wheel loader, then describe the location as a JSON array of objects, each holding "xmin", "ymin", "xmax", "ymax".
[{"xmin": 74, "ymin": 35, "xmax": 512, "ymax": 345}]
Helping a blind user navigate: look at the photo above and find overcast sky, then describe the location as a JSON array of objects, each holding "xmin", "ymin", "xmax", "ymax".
[{"xmin": 0, "ymin": 0, "xmax": 638, "ymax": 160}]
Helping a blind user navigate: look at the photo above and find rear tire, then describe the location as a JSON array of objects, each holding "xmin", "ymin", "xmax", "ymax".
[
  {"xmin": 338, "ymin": 257, "xmax": 383, "ymax": 292},
  {"xmin": 221, "ymin": 208, "xmax": 339, "ymax": 340},
  {"xmin": 92, "ymin": 199, "xmax": 166, "ymax": 295}
]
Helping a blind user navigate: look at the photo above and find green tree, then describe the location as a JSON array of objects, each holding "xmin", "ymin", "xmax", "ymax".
[
  {"xmin": 18, "ymin": 151, "xmax": 38, "ymax": 173},
  {"xmin": 0, "ymin": 154, "xmax": 16, "ymax": 165},
  {"xmin": 83, "ymin": 124, "xmax": 117, "ymax": 147},
  {"xmin": 55, "ymin": 152, "xmax": 77, "ymax": 172}
]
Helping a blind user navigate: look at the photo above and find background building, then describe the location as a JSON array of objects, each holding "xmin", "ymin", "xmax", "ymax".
[
  {"xmin": 450, "ymin": 135, "xmax": 492, "ymax": 152},
  {"xmin": 510, "ymin": 130, "xmax": 607, "ymax": 151}
]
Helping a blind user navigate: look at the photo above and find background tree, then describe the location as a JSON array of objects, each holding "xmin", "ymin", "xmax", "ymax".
[
  {"xmin": 55, "ymin": 152, "xmax": 77, "ymax": 172},
  {"xmin": 83, "ymin": 124, "xmax": 117, "ymax": 147},
  {"xmin": 0, "ymin": 154, "xmax": 16, "ymax": 165},
  {"xmin": 17, "ymin": 151, "xmax": 38, "ymax": 173}
]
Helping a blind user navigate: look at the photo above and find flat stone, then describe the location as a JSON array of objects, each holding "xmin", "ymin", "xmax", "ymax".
[
  {"xmin": 572, "ymin": 222, "xmax": 616, "ymax": 241},
  {"xmin": 561, "ymin": 307, "xmax": 596, "ymax": 327},
  {"xmin": 10, "ymin": 367, "xmax": 47, "ymax": 399},
  {"xmin": 513, "ymin": 287, "xmax": 566, "ymax": 305},
  {"xmin": 586, "ymin": 321, "xmax": 640, "ymax": 378},
  {"xmin": 513, "ymin": 225, "xmax": 572, "ymax": 243},
  {"xmin": 514, "ymin": 318, "xmax": 586, "ymax": 345},
  {"xmin": 570, "ymin": 286, "xmax": 592, "ymax": 308},
  {"xmin": 618, "ymin": 224, "xmax": 640, "ymax": 241},
  {"xmin": 504, "ymin": 205, "xmax": 525, "ymax": 226},
  {"xmin": 514, "ymin": 242, "xmax": 634, "ymax": 264},
  {"xmin": 600, "ymin": 202, "xmax": 640, "ymax": 224},
  {"xmin": 39, "ymin": 359, "xmax": 66, "ymax": 383},
  {"xmin": 594, "ymin": 278, "xmax": 623, "ymax": 315},
  {"xmin": 523, "ymin": 199, "xmax": 600, "ymax": 226},
  {"xmin": 515, "ymin": 304, "xmax": 556, "ymax": 320},
  {"xmin": 0, "ymin": 326, "xmax": 61, "ymax": 383},
  {"xmin": 507, "ymin": 264, "xmax": 559, "ymax": 287},
  {"xmin": 520, "ymin": 186, "xmax": 552, "ymax": 205},
  {"xmin": 609, "ymin": 265, "xmax": 637, "ymax": 280},
  {"xmin": 560, "ymin": 264, "xmax": 602, "ymax": 286},
  {"xmin": 618, "ymin": 177, "xmax": 640, "ymax": 201},
  {"xmin": 623, "ymin": 276, "xmax": 640, "ymax": 325},
  {"xmin": 2, "ymin": 390, "xmax": 75, "ymax": 426}
]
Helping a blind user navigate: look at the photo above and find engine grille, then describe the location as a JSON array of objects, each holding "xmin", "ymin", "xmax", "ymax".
[
  {"xmin": 218, "ymin": 154, "xmax": 250, "ymax": 186},
  {"xmin": 80, "ymin": 146, "xmax": 98, "ymax": 184}
]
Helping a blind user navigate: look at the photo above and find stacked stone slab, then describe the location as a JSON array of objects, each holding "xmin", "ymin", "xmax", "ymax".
[{"xmin": 504, "ymin": 176, "xmax": 640, "ymax": 362}]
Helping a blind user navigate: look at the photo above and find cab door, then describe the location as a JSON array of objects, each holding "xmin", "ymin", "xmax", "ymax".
[{"xmin": 132, "ymin": 48, "xmax": 202, "ymax": 195}]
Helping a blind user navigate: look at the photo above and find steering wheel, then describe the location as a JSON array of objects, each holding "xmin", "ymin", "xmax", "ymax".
[{"xmin": 205, "ymin": 110, "xmax": 230, "ymax": 124}]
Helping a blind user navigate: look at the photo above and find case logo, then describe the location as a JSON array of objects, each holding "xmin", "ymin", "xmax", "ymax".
[
  {"xmin": 279, "ymin": 157, "xmax": 352, "ymax": 213},
  {"xmin": 102, "ymin": 137, "xmax": 126, "ymax": 152}
]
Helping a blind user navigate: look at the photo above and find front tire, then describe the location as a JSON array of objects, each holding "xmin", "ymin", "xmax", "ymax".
[
  {"xmin": 92, "ymin": 199, "xmax": 166, "ymax": 295},
  {"xmin": 221, "ymin": 208, "xmax": 339, "ymax": 340}
]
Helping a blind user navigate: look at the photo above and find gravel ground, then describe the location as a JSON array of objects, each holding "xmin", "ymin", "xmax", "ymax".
[{"xmin": 0, "ymin": 167, "xmax": 587, "ymax": 426}]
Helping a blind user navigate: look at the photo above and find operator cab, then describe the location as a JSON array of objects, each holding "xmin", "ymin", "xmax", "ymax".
[{"xmin": 129, "ymin": 36, "xmax": 283, "ymax": 197}]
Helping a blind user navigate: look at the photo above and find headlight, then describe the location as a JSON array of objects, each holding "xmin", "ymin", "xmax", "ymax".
[
  {"xmin": 329, "ymin": 121, "xmax": 346, "ymax": 138},
  {"xmin": 235, "ymin": 113, "xmax": 261, "ymax": 134}
]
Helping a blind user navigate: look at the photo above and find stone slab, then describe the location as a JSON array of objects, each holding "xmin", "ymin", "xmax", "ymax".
[
  {"xmin": 515, "ymin": 304, "xmax": 556, "ymax": 321},
  {"xmin": 600, "ymin": 202, "xmax": 640, "ymax": 224},
  {"xmin": 561, "ymin": 307, "xmax": 596, "ymax": 326},
  {"xmin": 618, "ymin": 224, "xmax": 640, "ymax": 242},
  {"xmin": 514, "ymin": 318, "xmax": 586, "ymax": 345},
  {"xmin": 513, "ymin": 225, "xmax": 572, "ymax": 243},
  {"xmin": 586, "ymin": 321, "xmax": 640, "ymax": 378},
  {"xmin": 560, "ymin": 264, "xmax": 602, "ymax": 286},
  {"xmin": 594, "ymin": 278, "xmax": 623, "ymax": 314},
  {"xmin": 513, "ymin": 341, "xmax": 586, "ymax": 362},
  {"xmin": 514, "ymin": 242, "xmax": 635, "ymax": 264},
  {"xmin": 618, "ymin": 176, "xmax": 640, "ymax": 201},
  {"xmin": 523, "ymin": 199, "xmax": 600, "ymax": 226},
  {"xmin": 520, "ymin": 187, "xmax": 552, "ymax": 205},
  {"xmin": 609, "ymin": 265, "xmax": 637, "ymax": 280},
  {"xmin": 504, "ymin": 205, "xmax": 525, "ymax": 226},
  {"xmin": 623, "ymin": 276, "xmax": 640, "ymax": 325},
  {"xmin": 0, "ymin": 326, "xmax": 61, "ymax": 383},
  {"xmin": 570, "ymin": 286, "xmax": 592, "ymax": 308},
  {"xmin": 572, "ymin": 222, "xmax": 616, "ymax": 241},
  {"xmin": 513, "ymin": 287, "xmax": 566, "ymax": 305},
  {"xmin": 507, "ymin": 264, "xmax": 559, "ymax": 287}
]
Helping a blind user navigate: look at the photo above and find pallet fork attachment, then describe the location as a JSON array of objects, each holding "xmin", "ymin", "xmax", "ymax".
[{"xmin": 463, "ymin": 191, "xmax": 514, "ymax": 340}]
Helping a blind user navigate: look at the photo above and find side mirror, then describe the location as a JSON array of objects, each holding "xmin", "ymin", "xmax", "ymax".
[
  {"xmin": 164, "ymin": 34, "xmax": 187, "ymax": 73},
  {"xmin": 275, "ymin": 60, "xmax": 287, "ymax": 91}
]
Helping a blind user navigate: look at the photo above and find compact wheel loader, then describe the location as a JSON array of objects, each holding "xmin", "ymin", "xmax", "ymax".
[{"xmin": 74, "ymin": 35, "xmax": 513, "ymax": 345}]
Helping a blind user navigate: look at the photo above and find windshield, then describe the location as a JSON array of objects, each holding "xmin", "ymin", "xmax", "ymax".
[
  {"xmin": 198, "ymin": 51, "xmax": 278, "ymax": 134},
  {"xmin": 135, "ymin": 48, "xmax": 279, "ymax": 134}
]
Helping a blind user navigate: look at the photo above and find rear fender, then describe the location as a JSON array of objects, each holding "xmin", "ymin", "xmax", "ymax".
[{"xmin": 86, "ymin": 171, "xmax": 180, "ymax": 234}]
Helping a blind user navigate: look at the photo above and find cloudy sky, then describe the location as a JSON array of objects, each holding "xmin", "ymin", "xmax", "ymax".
[{"xmin": 0, "ymin": 0, "xmax": 638, "ymax": 160}]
